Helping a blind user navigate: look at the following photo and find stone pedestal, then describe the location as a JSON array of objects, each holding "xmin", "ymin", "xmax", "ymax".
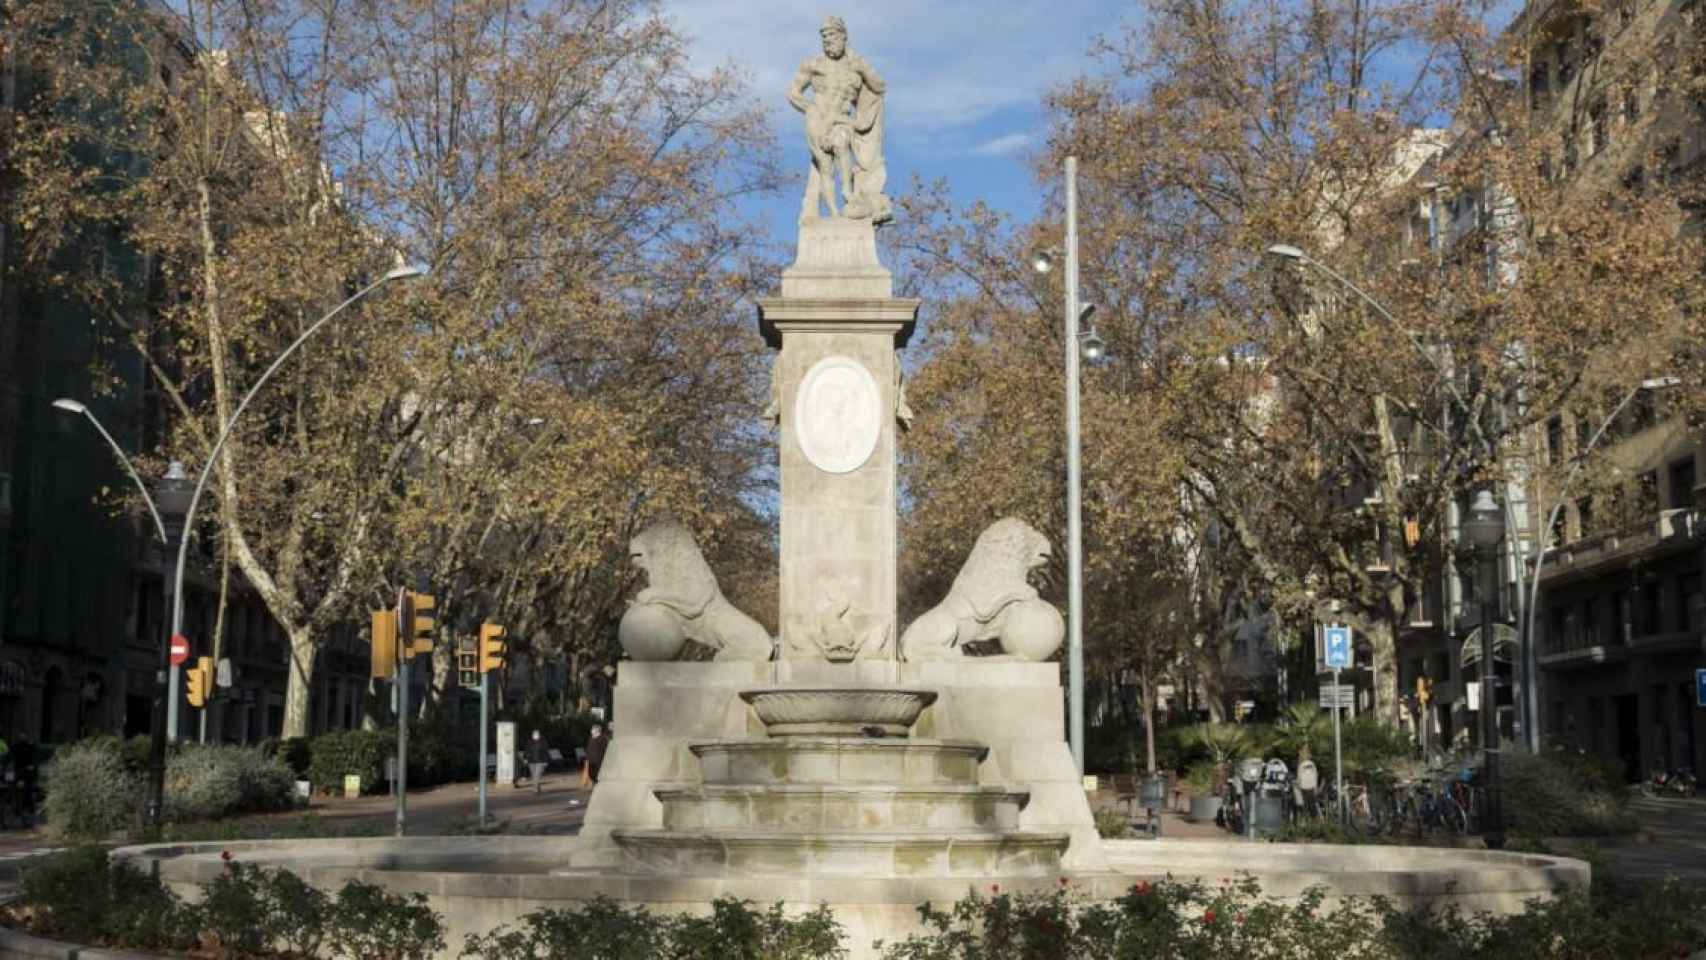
[{"xmin": 757, "ymin": 218, "xmax": 918, "ymax": 658}]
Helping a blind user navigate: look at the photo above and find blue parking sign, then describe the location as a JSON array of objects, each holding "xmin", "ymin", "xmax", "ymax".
[
  {"xmin": 1324, "ymin": 625, "xmax": 1352, "ymax": 669},
  {"xmin": 1696, "ymin": 668, "xmax": 1705, "ymax": 708}
]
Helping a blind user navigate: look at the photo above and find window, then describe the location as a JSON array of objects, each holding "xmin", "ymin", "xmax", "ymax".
[
  {"xmin": 1564, "ymin": 135, "xmax": 1579, "ymax": 173},
  {"xmin": 1678, "ymin": 572, "xmax": 1700, "ymax": 631},
  {"xmin": 1669, "ymin": 456, "xmax": 1696, "ymax": 509},
  {"xmin": 1644, "ymin": 580, "xmax": 1663, "ymax": 633},
  {"xmin": 1530, "ymin": 63, "xmax": 1551, "ymax": 109},
  {"xmin": 1577, "ymin": 495, "xmax": 1596, "ymax": 535},
  {"xmin": 1591, "ymin": 99, "xmax": 1609, "ymax": 154},
  {"xmin": 1613, "ymin": 589, "xmax": 1630, "ymax": 643},
  {"xmin": 1546, "ymin": 416, "xmax": 1564, "ymax": 464},
  {"xmin": 1625, "ymin": 89, "xmax": 1642, "ymax": 123}
]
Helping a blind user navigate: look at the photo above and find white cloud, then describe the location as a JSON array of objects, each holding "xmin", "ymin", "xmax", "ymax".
[
  {"xmin": 973, "ymin": 132, "xmax": 1032, "ymax": 156},
  {"xmin": 663, "ymin": 2, "xmax": 1121, "ymax": 134}
]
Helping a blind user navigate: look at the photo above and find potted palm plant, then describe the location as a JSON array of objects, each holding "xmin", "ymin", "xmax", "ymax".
[{"xmin": 1186, "ymin": 723, "xmax": 1247, "ymax": 822}]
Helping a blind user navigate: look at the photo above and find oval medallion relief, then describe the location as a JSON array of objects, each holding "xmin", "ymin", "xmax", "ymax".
[{"xmin": 794, "ymin": 356, "xmax": 882, "ymax": 474}]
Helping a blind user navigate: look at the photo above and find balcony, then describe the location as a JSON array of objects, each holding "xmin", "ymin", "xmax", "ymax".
[
  {"xmin": 1539, "ymin": 509, "xmax": 1701, "ymax": 585},
  {"xmin": 1539, "ymin": 623, "xmax": 1629, "ymax": 669}
]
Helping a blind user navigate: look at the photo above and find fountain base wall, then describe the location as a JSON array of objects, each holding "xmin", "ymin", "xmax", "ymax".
[{"xmin": 571, "ymin": 659, "xmax": 1104, "ymax": 871}]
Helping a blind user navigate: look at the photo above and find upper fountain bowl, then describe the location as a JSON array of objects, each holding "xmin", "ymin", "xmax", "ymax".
[{"xmin": 740, "ymin": 687, "xmax": 937, "ymax": 737}]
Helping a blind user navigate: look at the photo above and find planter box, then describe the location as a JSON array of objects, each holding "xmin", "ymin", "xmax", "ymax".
[{"xmin": 1187, "ymin": 794, "xmax": 1222, "ymax": 823}]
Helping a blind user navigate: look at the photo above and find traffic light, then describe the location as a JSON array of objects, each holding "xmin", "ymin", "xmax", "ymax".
[
  {"xmin": 402, "ymin": 590, "xmax": 436, "ymax": 659},
  {"xmin": 479, "ymin": 622, "xmax": 507, "ymax": 673},
  {"xmin": 457, "ymin": 636, "xmax": 479, "ymax": 688},
  {"xmin": 186, "ymin": 656, "xmax": 213, "ymax": 708},
  {"xmin": 370, "ymin": 609, "xmax": 398, "ymax": 678}
]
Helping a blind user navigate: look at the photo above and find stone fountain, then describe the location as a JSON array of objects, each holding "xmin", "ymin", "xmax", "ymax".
[{"xmin": 111, "ymin": 15, "xmax": 1587, "ymax": 960}]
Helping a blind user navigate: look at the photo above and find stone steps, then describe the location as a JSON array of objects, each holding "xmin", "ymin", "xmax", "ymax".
[
  {"xmin": 611, "ymin": 828, "xmax": 1068, "ymax": 878},
  {"xmin": 655, "ymin": 783, "xmax": 1029, "ymax": 832},
  {"xmin": 689, "ymin": 737, "xmax": 987, "ymax": 786}
]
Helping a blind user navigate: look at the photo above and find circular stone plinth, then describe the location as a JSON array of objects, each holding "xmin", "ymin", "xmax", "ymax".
[{"xmin": 740, "ymin": 687, "xmax": 937, "ymax": 737}]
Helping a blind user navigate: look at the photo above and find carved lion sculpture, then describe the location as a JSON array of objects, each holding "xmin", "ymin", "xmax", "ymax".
[
  {"xmin": 619, "ymin": 521, "xmax": 774, "ymax": 662},
  {"xmin": 899, "ymin": 517, "xmax": 1065, "ymax": 662}
]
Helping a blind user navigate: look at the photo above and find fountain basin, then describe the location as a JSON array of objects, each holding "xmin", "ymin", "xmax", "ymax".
[
  {"xmin": 740, "ymin": 687, "xmax": 938, "ymax": 737},
  {"xmin": 112, "ymin": 837, "xmax": 1590, "ymax": 960}
]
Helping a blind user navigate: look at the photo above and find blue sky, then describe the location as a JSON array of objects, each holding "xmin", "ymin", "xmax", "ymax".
[{"xmin": 666, "ymin": 2, "xmax": 1135, "ymax": 243}]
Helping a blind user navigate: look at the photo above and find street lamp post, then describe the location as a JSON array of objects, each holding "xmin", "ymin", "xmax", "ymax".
[
  {"xmin": 148, "ymin": 465, "xmax": 192, "ymax": 826},
  {"xmin": 165, "ymin": 264, "xmax": 425, "ymax": 751},
  {"xmin": 1031, "ymin": 156, "xmax": 1107, "ymax": 775},
  {"xmin": 51, "ymin": 399, "xmax": 189, "ymax": 825},
  {"xmin": 1464, "ymin": 489, "xmax": 1505, "ymax": 849},
  {"xmin": 51, "ymin": 400, "xmax": 168, "ymax": 543}
]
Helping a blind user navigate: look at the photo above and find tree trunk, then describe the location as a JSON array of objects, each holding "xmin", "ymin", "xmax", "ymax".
[
  {"xmin": 1141, "ymin": 657, "xmax": 1157, "ymax": 775},
  {"xmin": 1368, "ymin": 619, "xmax": 1400, "ymax": 726},
  {"xmin": 282, "ymin": 626, "xmax": 316, "ymax": 738}
]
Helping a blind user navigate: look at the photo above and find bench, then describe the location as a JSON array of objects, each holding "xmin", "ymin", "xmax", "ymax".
[{"xmin": 1112, "ymin": 774, "xmax": 1140, "ymax": 816}]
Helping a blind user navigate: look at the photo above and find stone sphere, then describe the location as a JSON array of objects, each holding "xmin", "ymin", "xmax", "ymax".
[
  {"xmin": 619, "ymin": 603, "xmax": 687, "ymax": 661},
  {"xmin": 998, "ymin": 598, "xmax": 1065, "ymax": 661}
]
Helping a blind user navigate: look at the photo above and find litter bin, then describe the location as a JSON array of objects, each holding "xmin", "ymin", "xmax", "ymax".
[{"xmin": 1249, "ymin": 793, "xmax": 1287, "ymax": 837}]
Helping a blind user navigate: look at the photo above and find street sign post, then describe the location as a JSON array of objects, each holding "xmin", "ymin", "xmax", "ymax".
[
  {"xmin": 1318, "ymin": 684, "xmax": 1354, "ymax": 708},
  {"xmin": 169, "ymin": 634, "xmax": 190, "ymax": 667},
  {"xmin": 1332, "ymin": 666, "xmax": 1345, "ymax": 823}
]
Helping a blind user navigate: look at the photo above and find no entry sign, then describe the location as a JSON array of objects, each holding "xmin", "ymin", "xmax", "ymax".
[{"xmin": 169, "ymin": 634, "xmax": 191, "ymax": 666}]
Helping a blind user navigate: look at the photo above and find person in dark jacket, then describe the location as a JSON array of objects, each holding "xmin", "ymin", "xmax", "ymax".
[
  {"xmin": 525, "ymin": 730, "xmax": 551, "ymax": 795},
  {"xmin": 580, "ymin": 724, "xmax": 608, "ymax": 789}
]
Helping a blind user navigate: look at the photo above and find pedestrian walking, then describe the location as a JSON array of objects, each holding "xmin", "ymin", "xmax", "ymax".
[
  {"xmin": 580, "ymin": 724, "xmax": 608, "ymax": 790},
  {"xmin": 526, "ymin": 730, "xmax": 550, "ymax": 795}
]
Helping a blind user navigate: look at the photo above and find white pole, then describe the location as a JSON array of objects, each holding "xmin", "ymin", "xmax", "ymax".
[
  {"xmin": 1065, "ymin": 156, "xmax": 1085, "ymax": 775},
  {"xmin": 478, "ymin": 670, "xmax": 490, "ymax": 826},
  {"xmin": 1333, "ymin": 666, "xmax": 1345, "ymax": 823}
]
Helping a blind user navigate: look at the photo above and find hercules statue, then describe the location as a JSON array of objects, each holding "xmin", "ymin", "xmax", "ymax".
[{"xmin": 788, "ymin": 16, "xmax": 892, "ymax": 224}]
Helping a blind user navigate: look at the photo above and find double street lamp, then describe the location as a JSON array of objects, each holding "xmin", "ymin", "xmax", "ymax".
[
  {"xmin": 1030, "ymin": 155, "xmax": 1106, "ymax": 774},
  {"xmin": 1463, "ymin": 489, "xmax": 1506, "ymax": 849},
  {"xmin": 57, "ymin": 261, "xmax": 424, "ymax": 827}
]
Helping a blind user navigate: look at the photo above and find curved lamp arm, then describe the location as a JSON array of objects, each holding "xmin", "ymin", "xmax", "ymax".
[
  {"xmin": 53, "ymin": 398, "xmax": 169, "ymax": 543},
  {"xmin": 170, "ymin": 264, "xmax": 426, "ymax": 641}
]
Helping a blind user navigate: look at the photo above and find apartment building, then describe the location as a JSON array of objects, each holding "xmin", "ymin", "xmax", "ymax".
[
  {"xmin": 0, "ymin": 1, "xmax": 374, "ymax": 744},
  {"xmin": 1515, "ymin": 0, "xmax": 1706, "ymax": 780}
]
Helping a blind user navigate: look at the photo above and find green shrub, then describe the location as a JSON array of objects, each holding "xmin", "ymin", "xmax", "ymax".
[
  {"xmin": 17, "ymin": 847, "xmax": 191, "ymax": 951},
  {"xmin": 1499, "ymin": 749, "xmax": 1637, "ymax": 837},
  {"xmin": 164, "ymin": 743, "xmax": 297, "ymax": 821},
  {"xmin": 41, "ymin": 738, "xmax": 140, "ymax": 839},
  {"xmin": 259, "ymin": 736, "xmax": 313, "ymax": 780},
  {"xmin": 461, "ymin": 895, "xmax": 846, "ymax": 960},
  {"xmin": 1310, "ymin": 716, "xmax": 1413, "ymax": 777},
  {"xmin": 1183, "ymin": 763, "xmax": 1221, "ymax": 796},
  {"xmin": 307, "ymin": 728, "xmax": 389, "ymax": 794},
  {"xmin": 1157, "ymin": 725, "xmax": 1211, "ymax": 773},
  {"xmin": 1541, "ymin": 738, "xmax": 1628, "ymax": 791},
  {"xmin": 328, "ymin": 879, "xmax": 445, "ymax": 960},
  {"xmin": 875, "ymin": 875, "xmax": 1706, "ymax": 959},
  {"xmin": 1093, "ymin": 807, "xmax": 1133, "ymax": 839}
]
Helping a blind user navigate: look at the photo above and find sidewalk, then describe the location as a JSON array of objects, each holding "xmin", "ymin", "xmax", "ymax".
[{"xmin": 0, "ymin": 770, "xmax": 593, "ymax": 857}]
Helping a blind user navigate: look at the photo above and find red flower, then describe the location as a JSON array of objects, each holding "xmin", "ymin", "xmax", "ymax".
[
  {"xmin": 991, "ymin": 884, "xmax": 1001, "ymax": 895},
  {"xmin": 1133, "ymin": 881, "xmax": 1152, "ymax": 896},
  {"xmin": 1236, "ymin": 913, "xmax": 1247, "ymax": 925},
  {"xmin": 220, "ymin": 850, "xmax": 233, "ymax": 862},
  {"xmin": 1203, "ymin": 909, "xmax": 1217, "ymax": 924},
  {"xmin": 1058, "ymin": 876, "xmax": 1070, "ymax": 887}
]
